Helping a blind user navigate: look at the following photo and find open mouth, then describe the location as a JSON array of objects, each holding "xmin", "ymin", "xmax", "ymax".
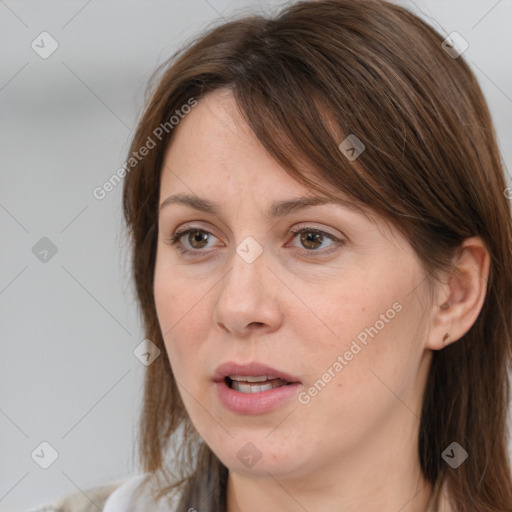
[
  {"xmin": 215, "ymin": 365, "xmax": 301, "ymax": 413},
  {"xmin": 224, "ymin": 375, "xmax": 292, "ymax": 393}
]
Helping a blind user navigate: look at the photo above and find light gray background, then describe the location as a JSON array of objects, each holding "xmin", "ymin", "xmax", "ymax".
[{"xmin": 1, "ymin": 1, "xmax": 511, "ymax": 511}]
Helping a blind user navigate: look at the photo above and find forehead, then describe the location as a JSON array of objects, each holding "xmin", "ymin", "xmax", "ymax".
[
  {"xmin": 160, "ymin": 89, "xmax": 289, "ymax": 183},
  {"xmin": 158, "ymin": 89, "xmax": 380, "ymax": 228},
  {"xmin": 159, "ymin": 92, "xmax": 327, "ymax": 219}
]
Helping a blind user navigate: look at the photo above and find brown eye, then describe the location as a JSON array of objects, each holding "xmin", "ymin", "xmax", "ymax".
[
  {"xmin": 168, "ymin": 227, "xmax": 218, "ymax": 254},
  {"xmin": 289, "ymin": 228, "xmax": 341, "ymax": 253},
  {"xmin": 186, "ymin": 229, "xmax": 210, "ymax": 249},
  {"xmin": 299, "ymin": 231, "xmax": 324, "ymax": 250}
]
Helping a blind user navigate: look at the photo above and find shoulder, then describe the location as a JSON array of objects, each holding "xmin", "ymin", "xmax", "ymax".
[
  {"xmin": 26, "ymin": 479, "xmax": 128, "ymax": 512},
  {"xmin": 102, "ymin": 473, "xmax": 181, "ymax": 512},
  {"xmin": 26, "ymin": 473, "xmax": 181, "ymax": 512},
  {"xmin": 102, "ymin": 473, "xmax": 149, "ymax": 512}
]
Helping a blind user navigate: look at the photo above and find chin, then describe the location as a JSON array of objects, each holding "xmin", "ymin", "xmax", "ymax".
[{"xmin": 211, "ymin": 437, "xmax": 314, "ymax": 480}]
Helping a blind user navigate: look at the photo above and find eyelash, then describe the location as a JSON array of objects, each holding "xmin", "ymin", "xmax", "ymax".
[{"xmin": 166, "ymin": 225, "xmax": 344, "ymax": 258}]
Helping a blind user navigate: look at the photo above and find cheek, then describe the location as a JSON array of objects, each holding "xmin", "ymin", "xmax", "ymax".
[
  {"xmin": 153, "ymin": 264, "xmax": 212, "ymax": 375},
  {"xmin": 154, "ymin": 267, "xmax": 187, "ymax": 363},
  {"xmin": 296, "ymin": 272, "xmax": 420, "ymax": 399},
  {"xmin": 154, "ymin": 256, "xmax": 193, "ymax": 332}
]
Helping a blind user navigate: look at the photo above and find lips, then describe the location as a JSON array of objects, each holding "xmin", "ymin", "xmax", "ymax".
[
  {"xmin": 213, "ymin": 361, "xmax": 302, "ymax": 414},
  {"xmin": 213, "ymin": 361, "xmax": 301, "ymax": 385}
]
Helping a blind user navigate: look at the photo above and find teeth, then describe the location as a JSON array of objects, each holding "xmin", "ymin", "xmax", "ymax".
[
  {"xmin": 228, "ymin": 375, "xmax": 272, "ymax": 382},
  {"xmin": 230, "ymin": 378, "xmax": 287, "ymax": 393}
]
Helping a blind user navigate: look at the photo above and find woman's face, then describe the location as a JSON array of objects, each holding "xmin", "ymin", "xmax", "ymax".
[{"xmin": 154, "ymin": 88, "xmax": 435, "ymax": 484}]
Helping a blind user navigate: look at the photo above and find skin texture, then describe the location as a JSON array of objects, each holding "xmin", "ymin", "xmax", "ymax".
[{"xmin": 153, "ymin": 88, "xmax": 490, "ymax": 512}]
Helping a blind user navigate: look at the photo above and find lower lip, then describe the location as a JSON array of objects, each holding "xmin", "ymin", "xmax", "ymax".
[{"xmin": 215, "ymin": 380, "xmax": 301, "ymax": 415}]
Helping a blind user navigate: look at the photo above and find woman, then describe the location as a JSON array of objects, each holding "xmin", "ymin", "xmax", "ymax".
[{"xmin": 100, "ymin": 0, "xmax": 512, "ymax": 510}]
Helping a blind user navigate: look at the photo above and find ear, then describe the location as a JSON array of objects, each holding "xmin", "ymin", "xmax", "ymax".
[{"xmin": 425, "ymin": 236, "xmax": 490, "ymax": 351}]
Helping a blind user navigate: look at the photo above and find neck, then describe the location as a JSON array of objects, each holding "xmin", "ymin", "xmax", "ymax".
[
  {"xmin": 227, "ymin": 461, "xmax": 432, "ymax": 512},
  {"xmin": 226, "ymin": 408, "xmax": 433, "ymax": 512}
]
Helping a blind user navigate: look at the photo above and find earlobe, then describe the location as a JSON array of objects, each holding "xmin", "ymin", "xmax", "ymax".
[{"xmin": 426, "ymin": 236, "xmax": 490, "ymax": 351}]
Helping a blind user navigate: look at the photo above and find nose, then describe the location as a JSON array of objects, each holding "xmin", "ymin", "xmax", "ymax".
[{"xmin": 213, "ymin": 245, "xmax": 283, "ymax": 338}]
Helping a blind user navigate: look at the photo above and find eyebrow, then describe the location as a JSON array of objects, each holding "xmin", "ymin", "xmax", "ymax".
[{"xmin": 158, "ymin": 193, "xmax": 363, "ymax": 218}]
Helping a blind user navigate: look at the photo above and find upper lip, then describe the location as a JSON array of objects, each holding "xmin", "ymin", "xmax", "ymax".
[{"xmin": 213, "ymin": 361, "xmax": 301, "ymax": 384}]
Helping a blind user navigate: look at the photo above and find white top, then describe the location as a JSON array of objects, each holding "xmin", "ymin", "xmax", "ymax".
[{"xmin": 103, "ymin": 473, "xmax": 181, "ymax": 512}]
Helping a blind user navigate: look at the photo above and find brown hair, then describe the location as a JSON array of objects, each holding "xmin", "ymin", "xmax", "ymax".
[{"xmin": 122, "ymin": 0, "xmax": 512, "ymax": 510}]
